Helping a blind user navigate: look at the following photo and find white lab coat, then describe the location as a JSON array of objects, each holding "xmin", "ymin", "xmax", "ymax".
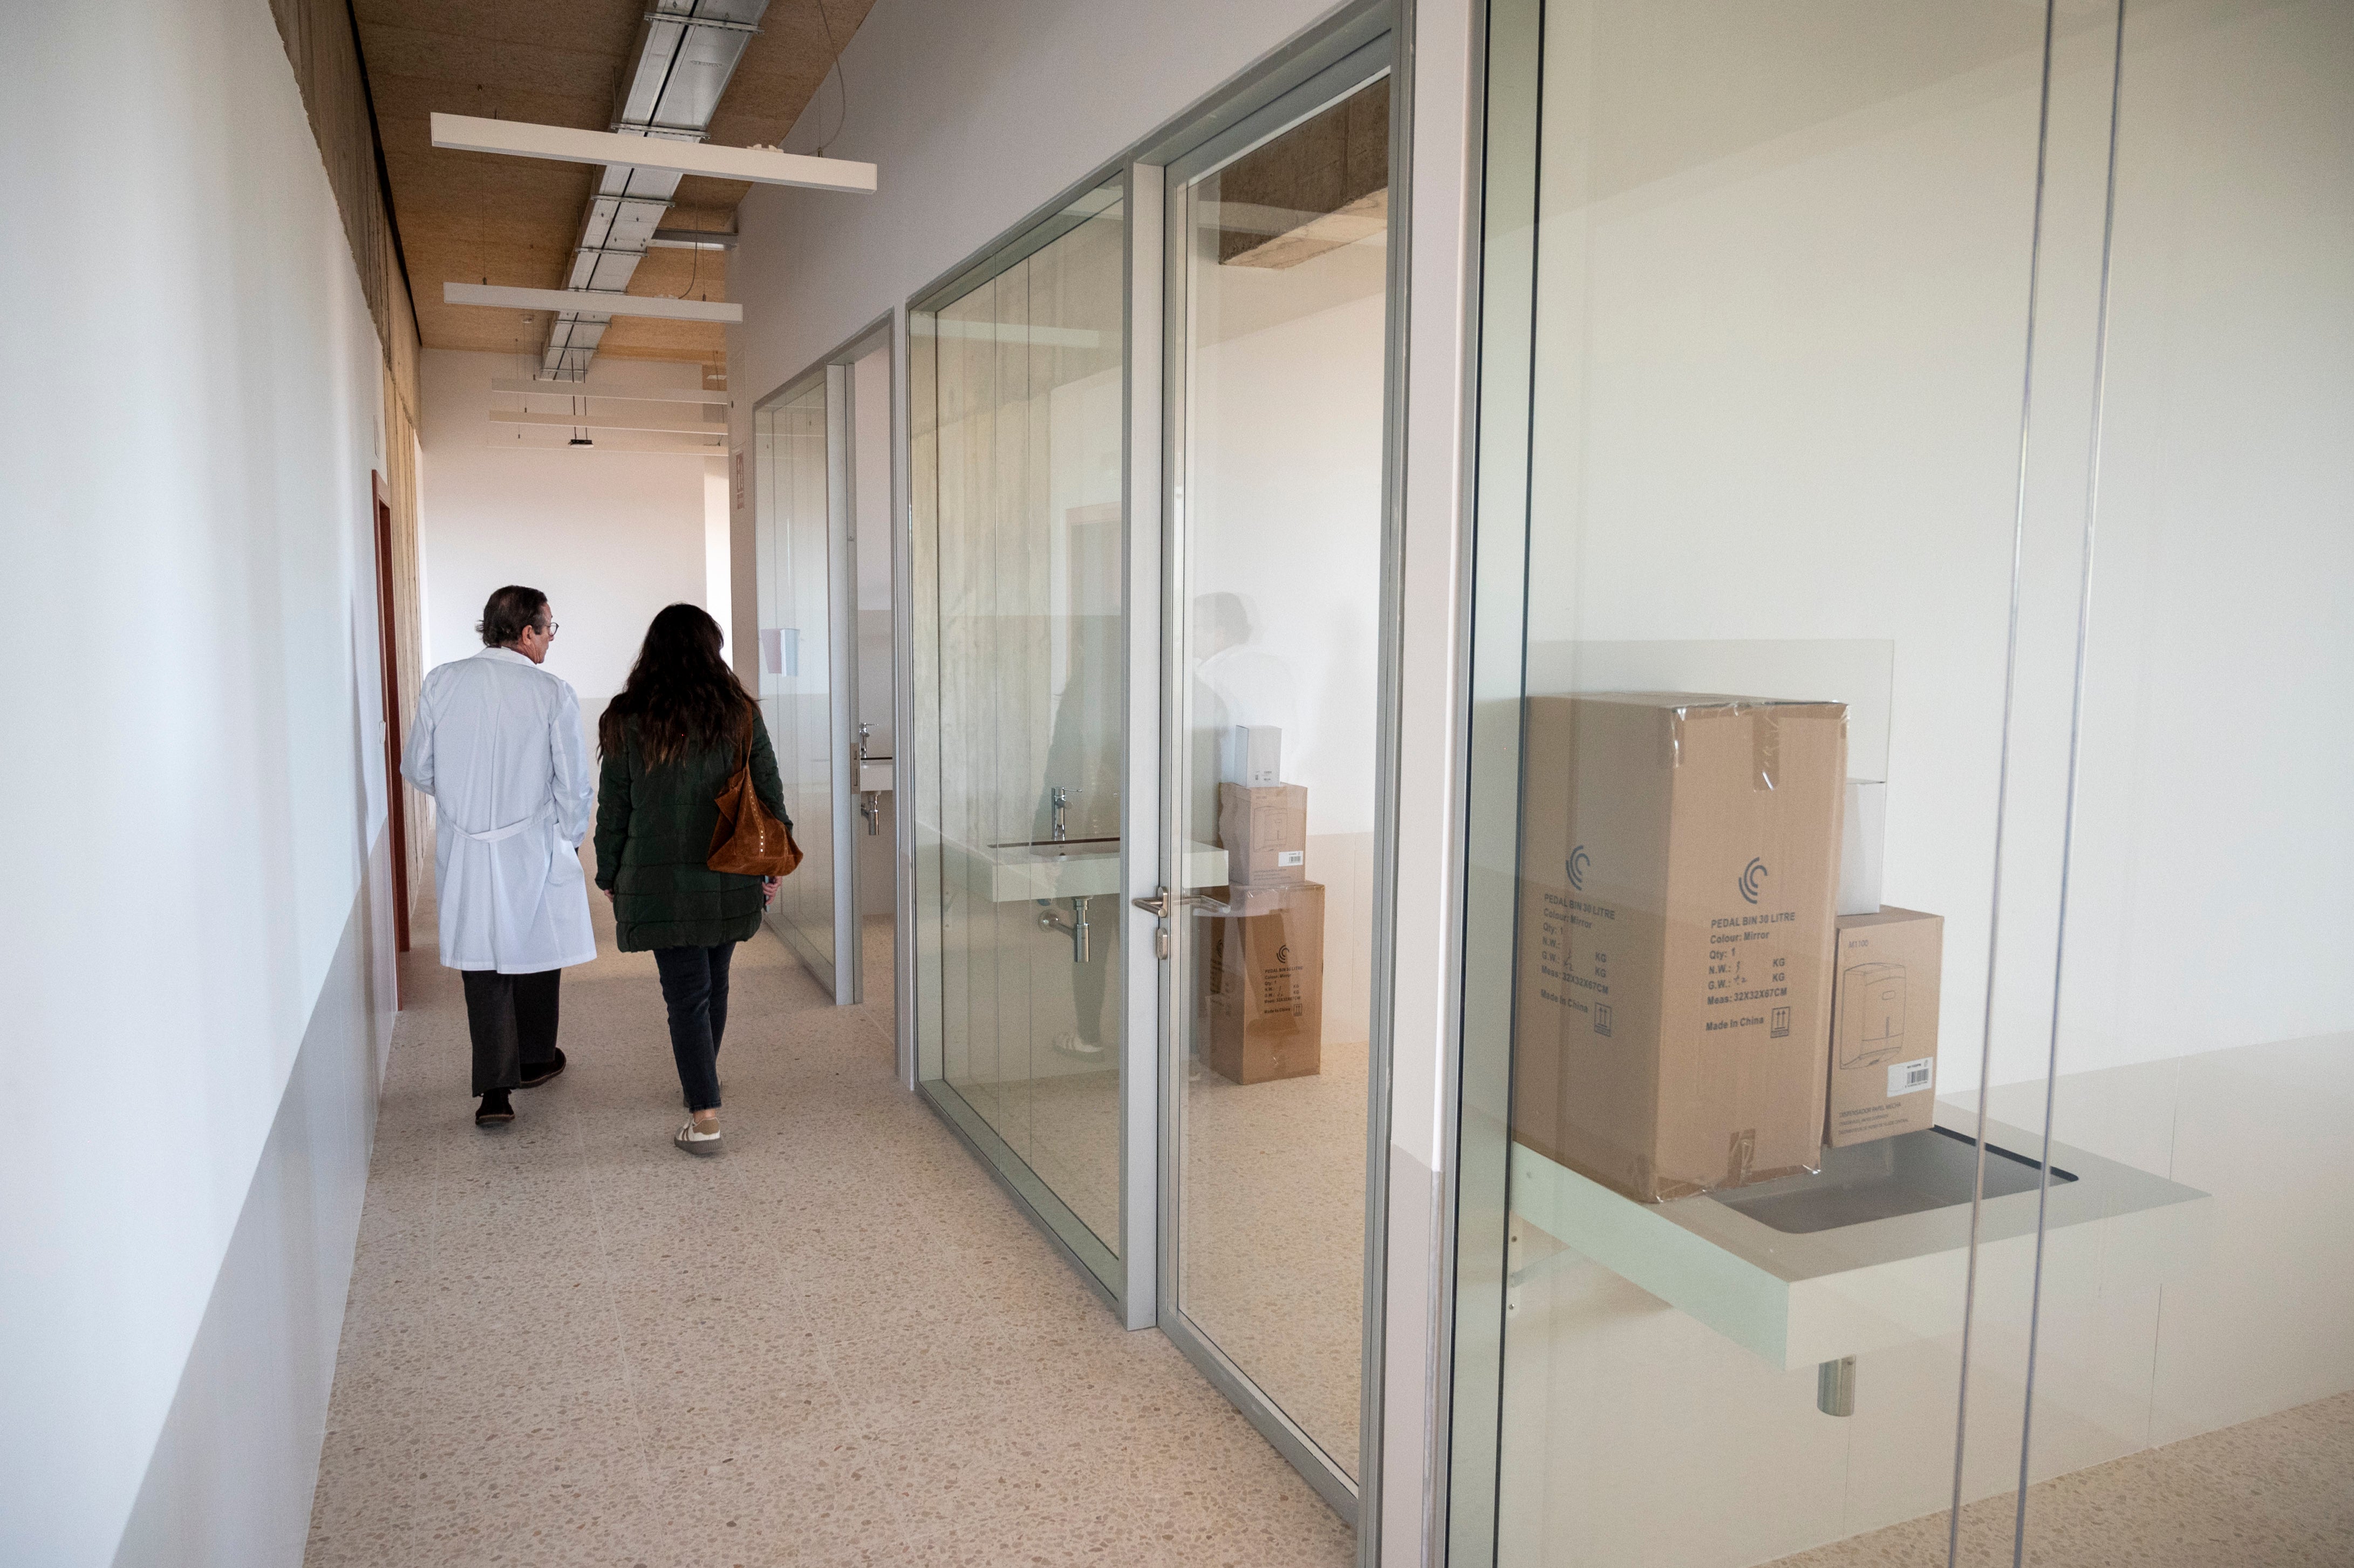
[{"xmin": 399, "ymin": 647, "xmax": 598, "ymax": 973}]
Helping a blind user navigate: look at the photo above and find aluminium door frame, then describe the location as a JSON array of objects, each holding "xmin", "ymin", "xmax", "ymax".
[{"xmin": 1146, "ymin": 23, "xmax": 1404, "ymax": 1531}]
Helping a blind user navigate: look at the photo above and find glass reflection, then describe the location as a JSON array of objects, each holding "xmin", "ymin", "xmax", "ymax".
[
  {"xmin": 1175, "ymin": 74, "xmax": 1391, "ymax": 1478},
  {"xmin": 916, "ymin": 188, "xmax": 1128, "ymax": 1258}
]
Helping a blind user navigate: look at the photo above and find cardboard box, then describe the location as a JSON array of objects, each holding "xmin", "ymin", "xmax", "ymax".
[
  {"xmin": 1204, "ymin": 881, "xmax": 1324, "ymax": 1083},
  {"xmin": 1513, "ymin": 693, "xmax": 1847, "ymax": 1202},
  {"xmin": 1218, "ymin": 782, "xmax": 1307, "ymax": 884},
  {"xmin": 1826, "ymin": 905, "xmax": 1943, "ymax": 1147}
]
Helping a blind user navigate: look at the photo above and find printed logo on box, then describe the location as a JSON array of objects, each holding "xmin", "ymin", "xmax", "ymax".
[
  {"xmin": 1568, "ymin": 844, "xmax": 1589, "ymax": 891},
  {"xmin": 1739, "ymin": 857, "xmax": 1770, "ymax": 904}
]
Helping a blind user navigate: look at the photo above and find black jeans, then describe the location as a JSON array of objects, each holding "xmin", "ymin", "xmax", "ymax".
[
  {"xmin": 460, "ymin": 969, "xmax": 562, "ymax": 1095},
  {"xmin": 653, "ymin": 943, "xmax": 735, "ymax": 1113}
]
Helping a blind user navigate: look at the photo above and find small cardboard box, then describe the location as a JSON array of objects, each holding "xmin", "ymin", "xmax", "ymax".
[
  {"xmin": 1224, "ymin": 725, "xmax": 1283, "ymax": 787},
  {"xmin": 1218, "ymin": 782, "xmax": 1308, "ymax": 885},
  {"xmin": 1513, "ymin": 693, "xmax": 1847, "ymax": 1202},
  {"xmin": 1204, "ymin": 881, "xmax": 1325, "ymax": 1083},
  {"xmin": 1826, "ymin": 905, "xmax": 1943, "ymax": 1147}
]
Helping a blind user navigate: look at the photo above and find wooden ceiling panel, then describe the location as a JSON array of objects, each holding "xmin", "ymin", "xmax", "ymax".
[{"xmin": 357, "ymin": 0, "xmax": 871, "ymax": 362}]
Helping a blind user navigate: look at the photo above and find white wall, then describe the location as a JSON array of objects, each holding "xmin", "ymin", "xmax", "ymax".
[
  {"xmin": 419, "ymin": 350, "xmax": 714, "ymax": 731},
  {"xmin": 726, "ymin": 0, "xmax": 1352, "ymax": 419},
  {"xmin": 0, "ymin": 0, "xmax": 398, "ymax": 1562}
]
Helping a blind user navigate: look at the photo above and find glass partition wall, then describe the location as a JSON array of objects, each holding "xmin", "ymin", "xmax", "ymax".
[
  {"xmin": 1449, "ymin": 1, "xmax": 2354, "ymax": 1564},
  {"xmin": 902, "ymin": 17, "xmax": 1404, "ymax": 1521},
  {"xmin": 909, "ymin": 182, "xmax": 1136, "ymax": 1292},
  {"xmin": 754, "ymin": 376, "xmax": 850, "ymax": 997}
]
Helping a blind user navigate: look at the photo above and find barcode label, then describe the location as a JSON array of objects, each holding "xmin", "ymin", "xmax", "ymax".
[
  {"xmin": 1888, "ymin": 1058, "xmax": 1933, "ymax": 1096},
  {"xmin": 1277, "ymin": 850, "xmax": 1305, "ymax": 867}
]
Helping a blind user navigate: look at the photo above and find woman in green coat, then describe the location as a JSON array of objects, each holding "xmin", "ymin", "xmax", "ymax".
[{"xmin": 595, "ymin": 604, "xmax": 789, "ymax": 1156}]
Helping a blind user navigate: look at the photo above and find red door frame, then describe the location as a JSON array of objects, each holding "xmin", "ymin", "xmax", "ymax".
[{"xmin": 372, "ymin": 471, "xmax": 412, "ymax": 990}]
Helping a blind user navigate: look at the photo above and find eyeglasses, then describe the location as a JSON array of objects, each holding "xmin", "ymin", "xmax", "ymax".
[{"xmin": 541, "ymin": 622, "xmax": 560, "ymax": 638}]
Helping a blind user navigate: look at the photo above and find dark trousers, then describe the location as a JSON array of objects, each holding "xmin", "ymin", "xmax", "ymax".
[
  {"xmin": 654, "ymin": 943, "xmax": 735, "ymax": 1113},
  {"xmin": 461, "ymin": 968, "xmax": 562, "ymax": 1095}
]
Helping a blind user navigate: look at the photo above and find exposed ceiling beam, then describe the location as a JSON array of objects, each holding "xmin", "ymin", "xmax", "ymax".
[
  {"xmin": 490, "ymin": 378, "xmax": 727, "ymax": 405},
  {"xmin": 431, "ymin": 113, "xmax": 876, "ymax": 195},
  {"xmin": 444, "ymin": 283, "xmax": 742, "ymax": 323}
]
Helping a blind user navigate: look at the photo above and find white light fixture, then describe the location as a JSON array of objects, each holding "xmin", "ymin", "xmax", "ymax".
[
  {"xmin": 443, "ymin": 282, "xmax": 741, "ymax": 323},
  {"xmin": 431, "ymin": 112, "xmax": 876, "ymax": 195},
  {"xmin": 490, "ymin": 378, "xmax": 724, "ymax": 405},
  {"xmin": 490, "ymin": 411, "xmax": 727, "ymax": 437}
]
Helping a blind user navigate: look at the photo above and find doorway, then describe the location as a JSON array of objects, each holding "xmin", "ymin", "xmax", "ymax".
[
  {"xmin": 900, "ymin": 13, "xmax": 1401, "ymax": 1526},
  {"xmin": 1155, "ymin": 58, "xmax": 1395, "ymax": 1516},
  {"xmin": 750, "ymin": 325, "xmax": 899, "ymax": 1012}
]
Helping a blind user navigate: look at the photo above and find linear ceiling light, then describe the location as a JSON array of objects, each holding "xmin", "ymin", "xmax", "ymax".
[
  {"xmin": 490, "ymin": 411, "xmax": 727, "ymax": 437},
  {"xmin": 431, "ymin": 113, "xmax": 876, "ymax": 195},
  {"xmin": 443, "ymin": 282, "xmax": 742, "ymax": 323},
  {"xmin": 490, "ymin": 378, "xmax": 725, "ymax": 405}
]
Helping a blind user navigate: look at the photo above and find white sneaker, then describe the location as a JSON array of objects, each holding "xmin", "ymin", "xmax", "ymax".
[{"xmin": 674, "ymin": 1120, "xmax": 724, "ymax": 1157}]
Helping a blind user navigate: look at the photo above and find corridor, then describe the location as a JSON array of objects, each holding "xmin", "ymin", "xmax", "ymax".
[{"xmin": 302, "ymin": 895, "xmax": 1353, "ymax": 1567}]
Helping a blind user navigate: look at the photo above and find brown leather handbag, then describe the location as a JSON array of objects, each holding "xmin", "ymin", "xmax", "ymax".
[{"xmin": 707, "ymin": 711, "xmax": 802, "ymax": 876}]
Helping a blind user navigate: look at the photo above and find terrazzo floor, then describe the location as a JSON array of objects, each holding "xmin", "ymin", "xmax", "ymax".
[
  {"xmin": 301, "ymin": 888, "xmax": 1355, "ymax": 1568},
  {"xmin": 1764, "ymin": 1389, "xmax": 2354, "ymax": 1567}
]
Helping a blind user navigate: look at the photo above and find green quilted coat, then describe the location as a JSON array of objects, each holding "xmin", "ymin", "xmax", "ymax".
[{"xmin": 594, "ymin": 710, "xmax": 790, "ymax": 951}]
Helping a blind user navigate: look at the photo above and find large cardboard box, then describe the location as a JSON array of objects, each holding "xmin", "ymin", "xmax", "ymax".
[
  {"xmin": 1218, "ymin": 782, "xmax": 1308, "ymax": 885},
  {"xmin": 1513, "ymin": 694, "xmax": 1847, "ymax": 1202},
  {"xmin": 1826, "ymin": 906, "xmax": 1943, "ymax": 1147},
  {"xmin": 1204, "ymin": 881, "xmax": 1324, "ymax": 1083}
]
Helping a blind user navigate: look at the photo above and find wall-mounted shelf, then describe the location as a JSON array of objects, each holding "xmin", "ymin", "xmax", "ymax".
[{"xmin": 1509, "ymin": 1119, "xmax": 2208, "ymax": 1372}]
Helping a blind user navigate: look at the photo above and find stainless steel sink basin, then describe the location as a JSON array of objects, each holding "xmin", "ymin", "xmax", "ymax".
[{"xmin": 1712, "ymin": 1126, "xmax": 2076, "ymax": 1235}]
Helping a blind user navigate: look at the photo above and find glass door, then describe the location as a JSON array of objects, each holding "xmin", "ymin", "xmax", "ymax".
[
  {"xmin": 909, "ymin": 180, "xmax": 1150, "ymax": 1307},
  {"xmin": 1156, "ymin": 61, "xmax": 1396, "ymax": 1518},
  {"xmin": 754, "ymin": 373, "xmax": 854, "ymax": 1000}
]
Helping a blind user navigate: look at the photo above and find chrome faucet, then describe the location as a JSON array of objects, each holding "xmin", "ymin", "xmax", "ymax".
[{"xmin": 1050, "ymin": 785, "xmax": 1069, "ymax": 843}]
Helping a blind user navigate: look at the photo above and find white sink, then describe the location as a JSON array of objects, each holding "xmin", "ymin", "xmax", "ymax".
[
  {"xmin": 947, "ymin": 836, "xmax": 1231, "ymax": 903},
  {"xmin": 857, "ymin": 758, "xmax": 893, "ymax": 793}
]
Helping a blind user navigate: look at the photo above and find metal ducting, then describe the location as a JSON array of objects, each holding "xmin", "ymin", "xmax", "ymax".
[{"xmin": 540, "ymin": 0, "xmax": 767, "ymax": 380}]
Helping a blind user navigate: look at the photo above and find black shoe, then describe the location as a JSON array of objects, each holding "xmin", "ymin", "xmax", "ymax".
[
  {"xmin": 475, "ymin": 1089, "xmax": 515, "ymax": 1126},
  {"xmin": 518, "ymin": 1049, "xmax": 567, "ymax": 1088}
]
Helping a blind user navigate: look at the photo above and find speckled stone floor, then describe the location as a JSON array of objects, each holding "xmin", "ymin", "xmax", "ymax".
[
  {"xmin": 301, "ymin": 890, "xmax": 1354, "ymax": 1567},
  {"xmin": 1765, "ymin": 1388, "xmax": 2354, "ymax": 1568}
]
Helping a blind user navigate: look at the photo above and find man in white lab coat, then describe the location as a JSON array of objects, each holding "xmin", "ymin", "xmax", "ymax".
[{"xmin": 400, "ymin": 585, "xmax": 598, "ymax": 1127}]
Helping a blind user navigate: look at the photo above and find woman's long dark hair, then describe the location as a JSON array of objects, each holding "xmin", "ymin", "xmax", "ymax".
[{"xmin": 598, "ymin": 603, "xmax": 755, "ymax": 766}]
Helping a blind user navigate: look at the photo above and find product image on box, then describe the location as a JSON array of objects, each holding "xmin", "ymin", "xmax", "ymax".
[
  {"xmin": 1217, "ymin": 782, "xmax": 1308, "ymax": 885},
  {"xmin": 1838, "ymin": 962, "xmax": 1906, "ymax": 1067},
  {"xmin": 1511, "ymin": 692, "xmax": 1848, "ymax": 1203},
  {"xmin": 1826, "ymin": 906, "xmax": 1943, "ymax": 1147}
]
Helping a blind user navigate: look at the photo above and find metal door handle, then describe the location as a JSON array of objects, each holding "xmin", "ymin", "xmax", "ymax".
[{"xmin": 1131, "ymin": 888, "xmax": 1204, "ymax": 919}]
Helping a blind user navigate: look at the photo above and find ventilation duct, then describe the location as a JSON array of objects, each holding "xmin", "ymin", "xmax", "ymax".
[{"xmin": 541, "ymin": 0, "xmax": 767, "ymax": 381}]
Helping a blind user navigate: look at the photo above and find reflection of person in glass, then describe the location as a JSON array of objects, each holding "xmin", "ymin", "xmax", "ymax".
[
  {"xmin": 1038, "ymin": 609, "xmax": 1122, "ymax": 1062},
  {"xmin": 1190, "ymin": 591, "xmax": 1297, "ymax": 824}
]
